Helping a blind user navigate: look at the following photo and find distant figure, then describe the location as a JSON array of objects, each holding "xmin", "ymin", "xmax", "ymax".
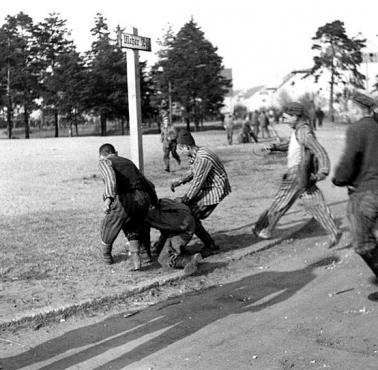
[
  {"xmin": 238, "ymin": 114, "xmax": 258, "ymax": 143},
  {"xmin": 223, "ymin": 112, "xmax": 234, "ymax": 145},
  {"xmin": 160, "ymin": 110, "xmax": 180, "ymax": 172},
  {"xmin": 332, "ymin": 92, "xmax": 378, "ymax": 279},
  {"xmin": 251, "ymin": 110, "xmax": 260, "ymax": 137},
  {"xmin": 258, "ymin": 110, "xmax": 270, "ymax": 138},
  {"xmin": 315, "ymin": 107, "xmax": 325, "ymax": 128},
  {"xmin": 309, "ymin": 105, "xmax": 317, "ymax": 131}
]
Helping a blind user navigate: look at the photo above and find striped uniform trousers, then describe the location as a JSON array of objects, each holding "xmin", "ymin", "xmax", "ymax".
[{"xmin": 255, "ymin": 171, "xmax": 339, "ymax": 237}]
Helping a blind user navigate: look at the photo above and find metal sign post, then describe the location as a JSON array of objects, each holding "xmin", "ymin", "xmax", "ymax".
[{"xmin": 118, "ymin": 28, "xmax": 151, "ymax": 173}]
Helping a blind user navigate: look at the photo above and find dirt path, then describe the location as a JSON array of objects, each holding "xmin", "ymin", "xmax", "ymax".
[{"xmin": 1, "ymin": 206, "xmax": 377, "ymax": 369}]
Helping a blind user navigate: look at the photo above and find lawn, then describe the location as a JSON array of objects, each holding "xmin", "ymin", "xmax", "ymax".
[{"xmin": 0, "ymin": 123, "xmax": 289, "ymax": 322}]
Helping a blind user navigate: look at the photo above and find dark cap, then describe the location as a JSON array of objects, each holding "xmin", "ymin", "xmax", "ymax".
[
  {"xmin": 352, "ymin": 92, "xmax": 376, "ymax": 109},
  {"xmin": 177, "ymin": 129, "xmax": 195, "ymax": 146},
  {"xmin": 283, "ymin": 102, "xmax": 307, "ymax": 117}
]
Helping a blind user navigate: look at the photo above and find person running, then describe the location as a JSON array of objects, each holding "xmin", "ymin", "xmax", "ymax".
[
  {"xmin": 170, "ymin": 129, "xmax": 231, "ymax": 257},
  {"xmin": 332, "ymin": 92, "xmax": 378, "ymax": 279},
  {"xmin": 252, "ymin": 102, "xmax": 341, "ymax": 248}
]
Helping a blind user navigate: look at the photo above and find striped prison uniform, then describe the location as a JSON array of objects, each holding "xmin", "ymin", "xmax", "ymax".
[
  {"xmin": 254, "ymin": 122, "xmax": 339, "ymax": 238},
  {"xmin": 176, "ymin": 147, "xmax": 231, "ymax": 246},
  {"xmin": 99, "ymin": 155, "xmax": 155, "ymax": 248}
]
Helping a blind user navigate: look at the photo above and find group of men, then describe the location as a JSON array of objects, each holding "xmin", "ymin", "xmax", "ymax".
[{"xmin": 98, "ymin": 94, "xmax": 378, "ymax": 282}]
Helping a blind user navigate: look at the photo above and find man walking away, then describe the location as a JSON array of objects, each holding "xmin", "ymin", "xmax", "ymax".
[
  {"xmin": 253, "ymin": 102, "xmax": 341, "ymax": 248},
  {"xmin": 332, "ymin": 92, "xmax": 378, "ymax": 279}
]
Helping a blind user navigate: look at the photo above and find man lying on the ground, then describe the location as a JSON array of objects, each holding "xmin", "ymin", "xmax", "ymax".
[{"xmin": 144, "ymin": 198, "xmax": 203, "ymax": 276}]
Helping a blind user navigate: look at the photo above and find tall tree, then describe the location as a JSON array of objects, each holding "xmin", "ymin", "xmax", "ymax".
[
  {"xmin": 83, "ymin": 14, "xmax": 127, "ymax": 136},
  {"xmin": 34, "ymin": 12, "xmax": 74, "ymax": 137},
  {"xmin": 162, "ymin": 19, "xmax": 231, "ymax": 131},
  {"xmin": 0, "ymin": 12, "xmax": 40, "ymax": 139},
  {"xmin": 54, "ymin": 49, "xmax": 86, "ymax": 136},
  {"xmin": 311, "ymin": 20, "xmax": 365, "ymax": 122}
]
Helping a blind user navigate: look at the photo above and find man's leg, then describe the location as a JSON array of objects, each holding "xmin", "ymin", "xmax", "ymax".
[
  {"xmin": 253, "ymin": 173, "xmax": 300, "ymax": 238},
  {"xmin": 190, "ymin": 203, "xmax": 218, "ymax": 257},
  {"xmin": 349, "ymin": 191, "xmax": 378, "ymax": 277},
  {"xmin": 170, "ymin": 142, "xmax": 181, "ymax": 165},
  {"xmin": 300, "ymin": 185, "xmax": 340, "ymax": 247},
  {"xmin": 100, "ymin": 200, "xmax": 125, "ymax": 265},
  {"xmin": 158, "ymin": 232, "xmax": 202, "ymax": 275},
  {"xmin": 163, "ymin": 145, "xmax": 170, "ymax": 172}
]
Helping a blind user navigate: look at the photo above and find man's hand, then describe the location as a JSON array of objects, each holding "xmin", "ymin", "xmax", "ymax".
[
  {"xmin": 103, "ymin": 198, "xmax": 112, "ymax": 214},
  {"xmin": 170, "ymin": 180, "xmax": 180, "ymax": 192}
]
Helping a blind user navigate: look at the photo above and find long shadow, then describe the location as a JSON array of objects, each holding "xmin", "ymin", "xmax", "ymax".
[{"xmin": 1, "ymin": 256, "xmax": 339, "ymax": 370}]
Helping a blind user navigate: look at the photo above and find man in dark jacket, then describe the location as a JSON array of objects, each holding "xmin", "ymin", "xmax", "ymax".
[
  {"xmin": 332, "ymin": 92, "xmax": 378, "ymax": 279},
  {"xmin": 253, "ymin": 102, "xmax": 341, "ymax": 248},
  {"xmin": 144, "ymin": 198, "xmax": 202, "ymax": 275},
  {"xmin": 98, "ymin": 143, "xmax": 158, "ymax": 270}
]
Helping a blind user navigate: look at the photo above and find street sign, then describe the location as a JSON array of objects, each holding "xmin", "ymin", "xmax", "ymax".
[{"xmin": 119, "ymin": 32, "xmax": 151, "ymax": 51}]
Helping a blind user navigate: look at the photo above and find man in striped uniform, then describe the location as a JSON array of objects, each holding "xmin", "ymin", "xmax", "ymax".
[
  {"xmin": 98, "ymin": 143, "xmax": 157, "ymax": 270},
  {"xmin": 171, "ymin": 129, "xmax": 231, "ymax": 257},
  {"xmin": 332, "ymin": 92, "xmax": 378, "ymax": 279},
  {"xmin": 253, "ymin": 102, "xmax": 341, "ymax": 248}
]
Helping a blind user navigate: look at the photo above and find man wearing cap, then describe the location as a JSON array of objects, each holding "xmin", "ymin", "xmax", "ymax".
[
  {"xmin": 332, "ymin": 92, "xmax": 378, "ymax": 279},
  {"xmin": 160, "ymin": 109, "xmax": 181, "ymax": 172},
  {"xmin": 253, "ymin": 102, "xmax": 341, "ymax": 248},
  {"xmin": 170, "ymin": 129, "xmax": 231, "ymax": 257}
]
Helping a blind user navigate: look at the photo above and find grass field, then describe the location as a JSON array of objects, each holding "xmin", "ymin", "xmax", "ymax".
[{"xmin": 0, "ymin": 123, "xmax": 290, "ymax": 322}]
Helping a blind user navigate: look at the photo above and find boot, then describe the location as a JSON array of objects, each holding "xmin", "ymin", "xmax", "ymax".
[
  {"xmin": 101, "ymin": 243, "xmax": 113, "ymax": 265},
  {"xmin": 128, "ymin": 240, "xmax": 141, "ymax": 271},
  {"xmin": 200, "ymin": 243, "xmax": 220, "ymax": 258},
  {"xmin": 183, "ymin": 253, "xmax": 202, "ymax": 276}
]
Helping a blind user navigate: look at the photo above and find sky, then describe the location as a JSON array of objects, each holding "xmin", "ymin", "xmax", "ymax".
[{"xmin": 2, "ymin": 0, "xmax": 378, "ymax": 90}]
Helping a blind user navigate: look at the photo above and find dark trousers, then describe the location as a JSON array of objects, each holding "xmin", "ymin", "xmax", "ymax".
[
  {"xmin": 163, "ymin": 141, "xmax": 180, "ymax": 171},
  {"xmin": 347, "ymin": 190, "xmax": 378, "ymax": 276},
  {"xmin": 189, "ymin": 203, "xmax": 218, "ymax": 246},
  {"xmin": 101, "ymin": 192, "xmax": 150, "ymax": 247},
  {"xmin": 255, "ymin": 172, "xmax": 339, "ymax": 237},
  {"xmin": 157, "ymin": 231, "xmax": 194, "ymax": 268}
]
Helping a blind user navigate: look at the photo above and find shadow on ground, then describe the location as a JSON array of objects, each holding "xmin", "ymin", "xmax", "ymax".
[{"xmin": 0, "ymin": 256, "xmax": 339, "ymax": 370}]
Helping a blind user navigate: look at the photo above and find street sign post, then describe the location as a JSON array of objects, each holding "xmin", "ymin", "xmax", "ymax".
[{"xmin": 119, "ymin": 28, "xmax": 151, "ymax": 173}]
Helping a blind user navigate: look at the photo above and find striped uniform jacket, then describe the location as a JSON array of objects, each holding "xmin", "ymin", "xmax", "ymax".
[{"xmin": 178, "ymin": 147, "xmax": 231, "ymax": 206}]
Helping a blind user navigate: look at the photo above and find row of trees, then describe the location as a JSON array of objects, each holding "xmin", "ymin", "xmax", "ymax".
[{"xmin": 0, "ymin": 13, "xmax": 231, "ymax": 139}]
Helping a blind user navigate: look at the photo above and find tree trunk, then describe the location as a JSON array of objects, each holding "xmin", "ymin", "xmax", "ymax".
[
  {"xmin": 100, "ymin": 112, "xmax": 107, "ymax": 136},
  {"xmin": 329, "ymin": 46, "xmax": 335, "ymax": 123},
  {"xmin": 24, "ymin": 106, "xmax": 30, "ymax": 139},
  {"xmin": 54, "ymin": 109, "xmax": 59, "ymax": 137},
  {"xmin": 7, "ymin": 104, "xmax": 12, "ymax": 139}
]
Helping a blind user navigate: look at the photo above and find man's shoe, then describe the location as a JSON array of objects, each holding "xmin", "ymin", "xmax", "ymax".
[
  {"xmin": 258, "ymin": 229, "xmax": 272, "ymax": 240},
  {"xmin": 326, "ymin": 232, "xmax": 342, "ymax": 249},
  {"xmin": 200, "ymin": 244, "xmax": 220, "ymax": 258},
  {"xmin": 164, "ymin": 168, "xmax": 170, "ymax": 172},
  {"xmin": 183, "ymin": 253, "xmax": 202, "ymax": 276}
]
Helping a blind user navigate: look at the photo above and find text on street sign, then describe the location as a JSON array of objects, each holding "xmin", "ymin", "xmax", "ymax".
[{"xmin": 120, "ymin": 32, "xmax": 151, "ymax": 51}]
